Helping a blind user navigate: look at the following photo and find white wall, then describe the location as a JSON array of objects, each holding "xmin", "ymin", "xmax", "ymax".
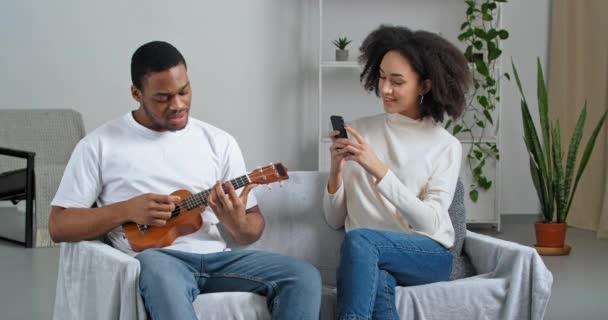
[
  {"xmin": 0, "ymin": 0, "xmax": 549, "ymax": 215},
  {"xmin": 0, "ymin": 0, "xmax": 318, "ymax": 171},
  {"xmin": 500, "ymin": 0, "xmax": 551, "ymax": 214}
]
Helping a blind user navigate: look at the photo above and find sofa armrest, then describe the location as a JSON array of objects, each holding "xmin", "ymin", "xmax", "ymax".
[
  {"xmin": 464, "ymin": 230, "xmax": 553, "ymax": 320},
  {"xmin": 464, "ymin": 230, "xmax": 538, "ymax": 275},
  {"xmin": 53, "ymin": 241, "xmax": 147, "ymax": 320}
]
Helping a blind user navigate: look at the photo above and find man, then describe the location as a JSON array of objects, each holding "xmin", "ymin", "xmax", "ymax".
[{"xmin": 48, "ymin": 41, "xmax": 321, "ymax": 320}]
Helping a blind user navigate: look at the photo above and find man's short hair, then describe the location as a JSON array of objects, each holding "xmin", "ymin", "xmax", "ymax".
[{"xmin": 131, "ymin": 41, "xmax": 187, "ymax": 90}]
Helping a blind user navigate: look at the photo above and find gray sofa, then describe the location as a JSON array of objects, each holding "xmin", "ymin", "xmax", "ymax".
[{"xmin": 53, "ymin": 171, "xmax": 553, "ymax": 320}]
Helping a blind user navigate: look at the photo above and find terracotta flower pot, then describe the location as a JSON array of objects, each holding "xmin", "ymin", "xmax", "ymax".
[{"xmin": 534, "ymin": 222, "xmax": 567, "ymax": 248}]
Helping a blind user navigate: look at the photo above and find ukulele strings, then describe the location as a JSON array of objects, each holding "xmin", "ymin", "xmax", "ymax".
[{"xmin": 169, "ymin": 170, "xmax": 282, "ymax": 215}]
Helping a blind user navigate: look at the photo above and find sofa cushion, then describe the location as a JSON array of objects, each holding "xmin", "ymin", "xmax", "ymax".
[
  {"xmin": 230, "ymin": 171, "xmax": 344, "ymax": 286},
  {"xmin": 226, "ymin": 172, "xmax": 475, "ymax": 284}
]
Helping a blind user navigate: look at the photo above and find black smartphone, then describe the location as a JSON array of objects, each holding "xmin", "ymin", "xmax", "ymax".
[{"xmin": 330, "ymin": 115, "xmax": 348, "ymax": 139}]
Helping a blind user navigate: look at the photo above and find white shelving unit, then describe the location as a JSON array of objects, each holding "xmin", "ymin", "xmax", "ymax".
[{"xmin": 317, "ymin": 0, "xmax": 503, "ymax": 230}]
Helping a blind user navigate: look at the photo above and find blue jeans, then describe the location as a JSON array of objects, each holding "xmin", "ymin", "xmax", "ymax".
[
  {"xmin": 337, "ymin": 228, "xmax": 452, "ymax": 320},
  {"xmin": 135, "ymin": 249, "xmax": 322, "ymax": 320}
]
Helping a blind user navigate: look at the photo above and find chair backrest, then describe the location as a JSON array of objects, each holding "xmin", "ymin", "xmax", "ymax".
[
  {"xmin": 0, "ymin": 109, "xmax": 85, "ymax": 172},
  {"xmin": 448, "ymin": 179, "xmax": 466, "ymax": 256}
]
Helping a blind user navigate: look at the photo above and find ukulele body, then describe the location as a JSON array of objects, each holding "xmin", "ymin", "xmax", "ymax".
[{"xmin": 122, "ymin": 189, "xmax": 203, "ymax": 252}]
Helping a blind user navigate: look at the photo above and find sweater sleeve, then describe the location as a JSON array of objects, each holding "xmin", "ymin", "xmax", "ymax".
[
  {"xmin": 323, "ymin": 182, "xmax": 347, "ymax": 229},
  {"xmin": 375, "ymin": 141, "xmax": 462, "ymax": 234}
]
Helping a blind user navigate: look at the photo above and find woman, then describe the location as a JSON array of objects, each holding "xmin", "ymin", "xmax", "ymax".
[{"xmin": 323, "ymin": 25, "xmax": 471, "ymax": 319}]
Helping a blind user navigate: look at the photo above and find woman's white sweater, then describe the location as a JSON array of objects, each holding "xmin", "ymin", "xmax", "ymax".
[{"xmin": 323, "ymin": 113, "xmax": 462, "ymax": 248}]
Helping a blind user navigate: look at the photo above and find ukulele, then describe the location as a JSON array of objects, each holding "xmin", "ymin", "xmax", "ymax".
[{"xmin": 122, "ymin": 162, "xmax": 289, "ymax": 252}]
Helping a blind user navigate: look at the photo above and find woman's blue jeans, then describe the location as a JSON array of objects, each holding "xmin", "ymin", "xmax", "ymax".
[
  {"xmin": 337, "ymin": 228, "xmax": 452, "ymax": 320},
  {"xmin": 135, "ymin": 249, "xmax": 322, "ymax": 320}
]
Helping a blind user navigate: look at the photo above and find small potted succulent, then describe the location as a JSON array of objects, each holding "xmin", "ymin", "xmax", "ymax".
[{"xmin": 332, "ymin": 37, "xmax": 352, "ymax": 61}]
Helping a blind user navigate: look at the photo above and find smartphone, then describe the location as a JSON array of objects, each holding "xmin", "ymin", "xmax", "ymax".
[{"xmin": 330, "ymin": 115, "xmax": 348, "ymax": 139}]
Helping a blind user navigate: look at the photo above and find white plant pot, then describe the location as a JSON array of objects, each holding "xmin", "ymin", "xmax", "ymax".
[{"xmin": 335, "ymin": 49, "xmax": 349, "ymax": 61}]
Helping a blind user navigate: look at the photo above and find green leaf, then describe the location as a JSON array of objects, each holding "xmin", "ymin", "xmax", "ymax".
[
  {"xmin": 474, "ymin": 28, "xmax": 487, "ymax": 39},
  {"xmin": 474, "ymin": 150, "xmax": 483, "ymax": 160},
  {"xmin": 488, "ymin": 46, "xmax": 502, "ymax": 61},
  {"xmin": 487, "ymin": 29, "xmax": 498, "ymax": 39},
  {"xmin": 511, "ymin": 60, "xmax": 527, "ymax": 109},
  {"xmin": 465, "ymin": 0, "xmax": 476, "ymax": 7},
  {"xmin": 459, "ymin": 29, "xmax": 474, "ymax": 41},
  {"xmin": 520, "ymin": 98, "xmax": 553, "ymax": 220},
  {"xmin": 475, "ymin": 59, "xmax": 489, "ymax": 77},
  {"xmin": 470, "ymin": 189, "xmax": 479, "ymax": 202},
  {"xmin": 477, "ymin": 95, "xmax": 489, "ymax": 107},
  {"xmin": 473, "ymin": 161, "xmax": 484, "ymax": 176},
  {"xmin": 536, "ymin": 58, "xmax": 553, "ymax": 191},
  {"xmin": 481, "ymin": 3, "xmax": 489, "ymax": 13},
  {"xmin": 528, "ymin": 155, "xmax": 551, "ymax": 221},
  {"xmin": 464, "ymin": 46, "xmax": 473, "ymax": 61},
  {"xmin": 483, "ymin": 110, "xmax": 494, "ymax": 125},
  {"xmin": 552, "ymin": 122, "xmax": 565, "ymax": 223},
  {"xmin": 476, "ymin": 120, "xmax": 486, "ymax": 128},
  {"xmin": 562, "ymin": 104, "xmax": 586, "ymax": 221},
  {"xmin": 461, "ymin": 22, "xmax": 470, "ymax": 30},
  {"xmin": 482, "ymin": 13, "xmax": 493, "ymax": 21},
  {"xmin": 473, "ymin": 40, "xmax": 483, "ymax": 50},
  {"xmin": 445, "ymin": 119, "xmax": 453, "ymax": 129},
  {"xmin": 479, "ymin": 176, "xmax": 492, "ymax": 190},
  {"xmin": 486, "ymin": 76, "xmax": 496, "ymax": 87},
  {"xmin": 564, "ymin": 110, "xmax": 608, "ymax": 221},
  {"xmin": 498, "ymin": 30, "xmax": 509, "ymax": 40},
  {"xmin": 504, "ymin": 72, "xmax": 510, "ymax": 80},
  {"xmin": 453, "ymin": 124, "xmax": 463, "ymax": 135}
]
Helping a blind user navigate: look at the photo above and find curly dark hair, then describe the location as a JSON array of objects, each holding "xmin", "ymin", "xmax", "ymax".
[
  {"xmin": 131, "ymin": 41, "xmax": 187, "ymax": 91},
  {"xmin": 359, "ymin": 25, "xmax": 471, "ymax": 122}
]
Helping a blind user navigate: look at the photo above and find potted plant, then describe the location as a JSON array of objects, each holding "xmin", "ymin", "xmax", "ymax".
[
  {"xmin": 332, "ymin": 37, "xmax": 352, "ymax": 61},
  {"xmin": 512, "ymin": 58, "xmax": 607, "ymax": 253}
]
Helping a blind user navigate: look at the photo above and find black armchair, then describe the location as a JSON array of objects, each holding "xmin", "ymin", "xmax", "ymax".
[{"xmin": 0, "ymin": 147, "xmax": 35, "ymax": 247}]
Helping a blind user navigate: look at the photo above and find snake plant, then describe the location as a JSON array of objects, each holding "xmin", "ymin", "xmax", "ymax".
[{"xmin": 512, "ymin": 58, "xmax": 607, "ymax": 223}]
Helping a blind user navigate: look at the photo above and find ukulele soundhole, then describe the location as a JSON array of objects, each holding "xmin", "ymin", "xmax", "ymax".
[
  {"xmin": 137, "ymin": 224, "xmax": 149, "ymax": 233},
  {"xmin": 173, "ymin": 205, "xmax": 182, "ymax": 217}
]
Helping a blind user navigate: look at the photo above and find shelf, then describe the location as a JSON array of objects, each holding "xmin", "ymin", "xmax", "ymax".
[
  {"xmin": 320, "ymin": 138, "xmax": 497, "ymax": 144},
  {"xmin": 459, "ymin": 138, "xmax": 497, "ymax": 144},
  {"xmin": 320, "ymin": 61, "xmax": 360, "ymax": 68}
]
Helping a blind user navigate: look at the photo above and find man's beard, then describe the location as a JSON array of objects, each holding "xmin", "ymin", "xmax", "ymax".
[{"xmin": 141, "ymin": 103, "xmax": 187, "ymax": 132}]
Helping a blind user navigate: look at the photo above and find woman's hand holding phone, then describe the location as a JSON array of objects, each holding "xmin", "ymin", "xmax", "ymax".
[{"xmin": 328, "ymin": 116, "xmax": 349, "ymax": 194}]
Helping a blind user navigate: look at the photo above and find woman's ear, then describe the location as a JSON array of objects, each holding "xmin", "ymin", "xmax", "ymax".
[
  {"xmin": 131, "ymin": 85, "xmax": 142, "ymax": 103},
  {"xmin": 420, "ymin": 79, "xmax": 432, "ymax": 96}
]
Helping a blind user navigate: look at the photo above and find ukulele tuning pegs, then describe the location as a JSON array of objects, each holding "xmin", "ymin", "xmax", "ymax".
[
  {"xmin": 267, "ymin": 184, "xmax": 272, "ymax": 190},
  {"xmin": 279, "ymin": 181, "xmax": 284, "ymax": 188}
]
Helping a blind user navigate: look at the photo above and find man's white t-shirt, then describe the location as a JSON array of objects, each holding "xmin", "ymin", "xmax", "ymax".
[{"xmin": 51, "ymin": 112, "xmax": 257, "ymax": 256}]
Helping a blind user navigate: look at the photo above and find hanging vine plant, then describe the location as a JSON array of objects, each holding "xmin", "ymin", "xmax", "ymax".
[{"xmin": 446, "ymin": 0, "xmax": 510, "ymax": 202}]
